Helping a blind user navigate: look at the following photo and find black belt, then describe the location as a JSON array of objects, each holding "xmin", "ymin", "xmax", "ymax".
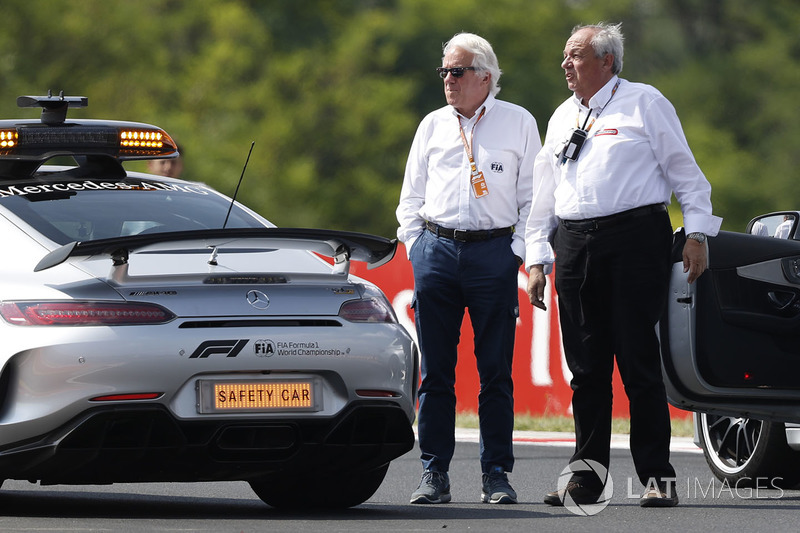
[
  {"xmin": 559, "ymin": 203, "xmax": 667, "ymax": 232},
  {"xmin": 426, "ymin": 221, "xmax": 514, "ymax": 242}
]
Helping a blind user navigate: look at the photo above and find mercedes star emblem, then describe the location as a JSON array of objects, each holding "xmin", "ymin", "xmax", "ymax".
[{"xmin": 246, "ymin": 289, "xmax": 270, "ymax": 310}]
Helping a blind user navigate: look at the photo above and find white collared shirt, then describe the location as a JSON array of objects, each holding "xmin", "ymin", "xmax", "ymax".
[
  {"xmin": 396, "ymin": 93, "xmax": 541, "ymax": 260},
  {"xmin": 525, "ymin": 76, "xmax": 722, "ymax": 270}
]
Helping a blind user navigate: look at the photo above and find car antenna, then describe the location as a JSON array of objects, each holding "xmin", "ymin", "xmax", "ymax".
[{"xmin": 223, "ymin": 141, "xmax": 255, "ymax": 229}]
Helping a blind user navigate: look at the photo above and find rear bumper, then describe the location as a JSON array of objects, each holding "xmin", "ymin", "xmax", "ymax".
[{"xmin": 0, "ymin": 401, "xmax": 414, "ymax": 485}]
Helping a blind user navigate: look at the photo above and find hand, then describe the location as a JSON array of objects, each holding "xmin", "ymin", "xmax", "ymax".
[
  {"xmin": 682, "ymin": 238, "xmax": 708, "ymax": 284},
  {"xmin": 527, "ymin": 265, "xmax": 548, "ymax": 310}
]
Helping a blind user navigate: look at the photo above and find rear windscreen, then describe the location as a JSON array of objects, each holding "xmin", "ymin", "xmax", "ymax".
[{"xmin": 0, "ymin": 175, "xmax": 266, "ymax": 244}]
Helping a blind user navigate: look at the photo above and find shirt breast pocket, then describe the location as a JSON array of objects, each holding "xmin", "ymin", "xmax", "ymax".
[{"xmin": 478, "ymin": 148, "xmax": 517, "ymax": 181}]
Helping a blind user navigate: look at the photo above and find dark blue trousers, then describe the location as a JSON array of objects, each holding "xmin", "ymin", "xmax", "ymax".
[{"xmin": 410, "ymin": 229, "xmax": 518, "ymax": 474}]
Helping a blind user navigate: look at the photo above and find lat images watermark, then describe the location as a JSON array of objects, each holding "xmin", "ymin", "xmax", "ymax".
[
  {"xmin": 627, "ymin": 476, "xmax": 786, "ymax": 501},
  {"xmin": 555, "ymin": 463, "xmax": 786, "ymax": 517}
]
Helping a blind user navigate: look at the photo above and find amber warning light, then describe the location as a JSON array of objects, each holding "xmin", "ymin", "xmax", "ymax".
[
  {"xmin": 0, "ymin": 130, "xmax": 17, "ymax": 148},
  {"xmin": 120, "ymin": 129, "xmax": 164, "ymax": 149},
  {"xmin": 118, "ymin": 127, "xmax": 178, "ymax": 158}
]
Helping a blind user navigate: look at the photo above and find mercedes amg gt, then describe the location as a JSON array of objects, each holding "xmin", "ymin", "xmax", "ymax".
[{"xmin": 0, "ymin": 93, "xmax": 417, "ymax": 509}]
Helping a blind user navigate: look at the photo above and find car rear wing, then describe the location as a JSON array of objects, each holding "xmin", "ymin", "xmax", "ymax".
[{"xmin": 34, "ymin": 227, "xmax": 397, "ymax": 276}]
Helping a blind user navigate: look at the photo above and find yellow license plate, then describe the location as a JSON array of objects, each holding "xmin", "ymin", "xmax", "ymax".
[{"xmin": 197, "ymin": 380, "xmax": 319, "ymax": 413}]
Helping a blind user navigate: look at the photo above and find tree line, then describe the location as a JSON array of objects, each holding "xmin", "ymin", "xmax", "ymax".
[{"xmin": 0, "ymin": 0, "xmax": 797, "ymax": 237}]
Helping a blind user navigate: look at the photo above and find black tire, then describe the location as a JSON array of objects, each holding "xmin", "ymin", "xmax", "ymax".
[
  {"xmin": 250, "ymin": 463, "xmax": 389, "ymax": 509},
  {"xmin": 698, "ymin": 413, "xmax": 800, "ymax": 488}
]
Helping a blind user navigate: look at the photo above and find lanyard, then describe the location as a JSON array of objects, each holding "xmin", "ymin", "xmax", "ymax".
[
  {"xmin": 576, "ymin": 79, "xmax": 621, "ymax": 132},
  {"xmin": 458, "ymin": 106, "xmax": 486, "ymax": 173}
]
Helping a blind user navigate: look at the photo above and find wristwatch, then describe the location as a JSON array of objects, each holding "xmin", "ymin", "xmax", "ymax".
[{"xmin": 686, "ymin": 232, "xmax": 707, "ymax": 244}]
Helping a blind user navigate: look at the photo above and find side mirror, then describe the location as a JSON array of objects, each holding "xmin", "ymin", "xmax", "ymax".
[{"xmin": 747, "ymin": 212, "xmax": 799, "ymax": 239}]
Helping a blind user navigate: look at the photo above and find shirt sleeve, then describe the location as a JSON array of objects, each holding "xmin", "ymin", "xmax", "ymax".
[
  {"xmin": 396, "ymin": 121, "xmax": 429, "ymax": 255},
  {"xmin": 524, "ymin": 131, "xmax": 560, "ymax": 274},
  {"xmin": 645, "ymin": 95, "xmax": 723, "ymax": 236},
  {"xmin": 512, "ymin": 115, "xmax": 542, "ymax": 262}
]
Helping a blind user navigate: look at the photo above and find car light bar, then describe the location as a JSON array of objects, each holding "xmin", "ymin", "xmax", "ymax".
[
  {"xmin": 0, "ymin": 301, "xmax": 176, "ymax": 326},
  {"xmin": 0, "ymin": 93, "xmax": 180, "ymax": 161},
  {"xmin": 0, "ymin": 123, "xmax": 179, "ymax": 160}
]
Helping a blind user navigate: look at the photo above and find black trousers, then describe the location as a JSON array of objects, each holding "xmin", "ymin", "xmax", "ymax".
[{"xmin": 554, "ymin": 207, "xmax": 676, "ymax": 486}]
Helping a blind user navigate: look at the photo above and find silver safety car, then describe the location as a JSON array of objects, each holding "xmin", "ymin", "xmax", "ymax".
[{"xmin": 0, "ymin": 93, "xmax": 417, "ymax": 509}]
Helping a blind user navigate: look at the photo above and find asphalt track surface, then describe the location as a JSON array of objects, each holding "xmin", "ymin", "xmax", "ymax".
[{"xmin": 0, "ymin": 430, "xmax": 797, "ymax": 532}]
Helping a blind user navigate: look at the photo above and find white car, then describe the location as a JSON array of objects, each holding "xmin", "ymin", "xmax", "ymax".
[
  {"xmin": 0, "ymin": 93, "xmax": 417, "ymax": 508},
  {"xmin": 663, "ymin": 212, "xmax": 800, "ymax": 487}
]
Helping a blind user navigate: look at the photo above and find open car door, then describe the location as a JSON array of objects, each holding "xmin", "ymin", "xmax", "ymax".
[{"xmin": 661, "ymin": 212, "xmax": 800, "ymax": 423}]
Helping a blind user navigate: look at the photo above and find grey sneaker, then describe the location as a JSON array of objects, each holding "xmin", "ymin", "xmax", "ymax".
[
  {"xmin": 481, "ymin": 466, "xmax": 517, "ymax": 504},
  {"xmin": 410, "ymin": 470, "xmax": 451, "ymax": 504}
]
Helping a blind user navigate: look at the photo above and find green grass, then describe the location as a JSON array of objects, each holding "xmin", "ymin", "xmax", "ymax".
[{"xmin": 455, "ymin": 412, "xmax": 694, "ymax": 438}]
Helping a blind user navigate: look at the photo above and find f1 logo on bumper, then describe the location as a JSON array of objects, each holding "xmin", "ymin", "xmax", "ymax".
[{"xmin": 189, "ymin": 340, "xmax": 248, "ymax": 358}]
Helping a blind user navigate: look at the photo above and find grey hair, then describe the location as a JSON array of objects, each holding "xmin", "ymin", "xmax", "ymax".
[
  {"xmin": 442, "ymin": 32, "xmax": 502, "ymax": 96},
  {"xmin": 572, "ymin": 22, "xmax": 624, "ymax": 75}
]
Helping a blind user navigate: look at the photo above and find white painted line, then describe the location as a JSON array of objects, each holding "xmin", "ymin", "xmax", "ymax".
[{"xmin": 414, "ymin": 427, "xmax": 702, "ymax": 454}]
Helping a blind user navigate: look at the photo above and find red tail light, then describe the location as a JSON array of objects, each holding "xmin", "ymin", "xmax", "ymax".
[
  {"xmin": 338, "ymin": 298, "xmax": 396, "ymax": 323},
  {"xmin": 90, "ymin": 393, "xmax": 163, "ymax": 402},
  {"xmin": 0, "ymin": 301, "xmax": 175, "ymax": 326},
  {"xmin": 356, "ymin": 390, "xmax": 400, "ymax": 398}
]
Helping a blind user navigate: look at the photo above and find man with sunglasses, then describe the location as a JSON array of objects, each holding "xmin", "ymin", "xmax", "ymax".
[
  {"xmin": 525, "ymin": 23, "xmax": 722, "ymax": 508},
  {"xmin": 397, "ymin": 32, "xmax": 541, "ymax": 505}
]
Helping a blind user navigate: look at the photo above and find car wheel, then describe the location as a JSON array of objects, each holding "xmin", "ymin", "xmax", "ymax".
[
  {"xmin": 250, "ymin": 462, "xmax": 390, "ymax": 509},
  {"xmin": 698, "ymin": 413, "xmax": 800, "ymax": 488}
]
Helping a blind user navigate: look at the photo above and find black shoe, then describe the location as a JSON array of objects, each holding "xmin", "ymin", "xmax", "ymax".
[
  {"xmin": 639, "ymin": 482, "xmax": 679, "ymax": 508},
  {"xmin": 481, "ymin": 466, "xmax": 517, "ymax": 504},
  {"xmin": 410, "ymin": 470, "xmax": 451, "ymax": 504},
  {"xmin": 544, "ymin": 481, "xmax": 603, "ymax": 506}
]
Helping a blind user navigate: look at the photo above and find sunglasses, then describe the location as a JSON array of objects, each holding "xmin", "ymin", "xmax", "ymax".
[{"xmin": 436, "ymin": 67, "xmax": 476, "ymax": 79}]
